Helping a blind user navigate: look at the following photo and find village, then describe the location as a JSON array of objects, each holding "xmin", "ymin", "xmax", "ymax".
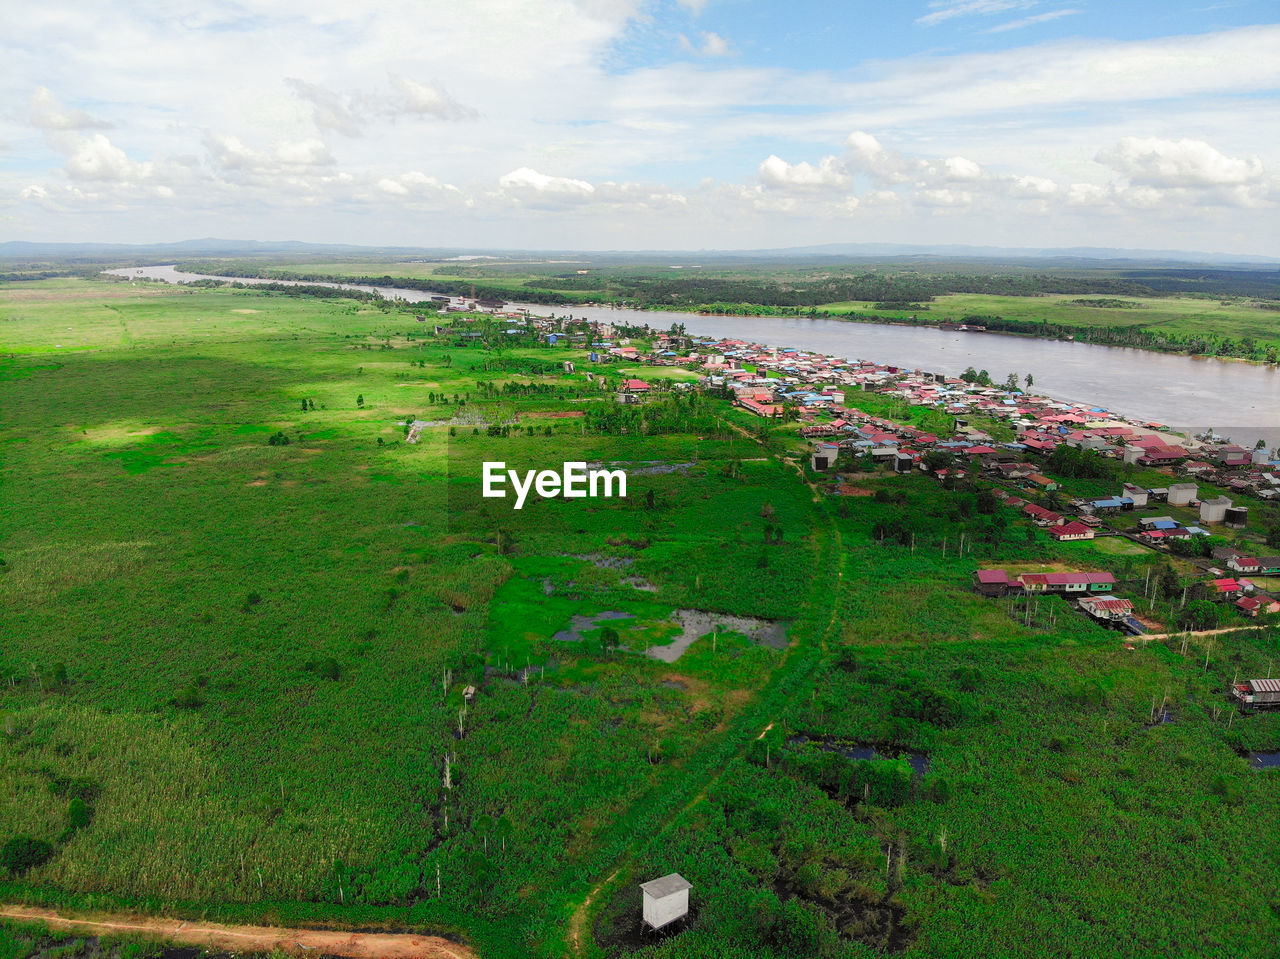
[{"xmin": 479, "ymin": 309, "xmax": 1280, "ymax": 649}]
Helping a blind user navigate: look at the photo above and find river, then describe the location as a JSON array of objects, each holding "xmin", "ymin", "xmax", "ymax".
[{"xmin": 107, "ymin": 265, "xmax": 1280, "ymax": 450}]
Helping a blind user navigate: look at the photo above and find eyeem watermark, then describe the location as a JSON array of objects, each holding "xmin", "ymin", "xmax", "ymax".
[{"xmin": 482, "ymin": 461, "xmax": 627, "ymax": 509}]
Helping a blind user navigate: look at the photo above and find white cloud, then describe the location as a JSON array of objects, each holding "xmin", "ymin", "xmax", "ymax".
[
  {"xmin": 63, "ymin": 133, "xmax": 154, "ymax": 182},
  {"xmin": 758, "ymin": 154, "xmax": 850, "ymax": 191},
  {"xmin": 943, "ymin": 156, "xmax": 982, "ymax": 180},
  {"xmin": 205, "ymin": 132, "xmax": 334, "ymax": 172},
  {"xmin": 499, "ymin": 167, "xmax": 596, "ymax": 196},
  {"xmin": 376, "ymin": 171, "xmax": 459, "ymax": 196},
  {"xmin": 1066, "ymin": 182, "xmax": 1111, "ymax": 206},
  {"xmin": 1096, "ymin": 136, "xmax": 1265, "ymax": 187},
  {"xmin": 273, "ymin": 138, "xmax": 334, "ymax": 166},
  {"xmin": 846, "ymin": 130, "xmax": 921, "ymax": 183},
  {"xmin": 679, "ymin": 31, "xmax": 731, "ymax": 57},
  {"xmin": 29, "ymin": 87, "xmax": 112, "ymax": 131},
  {"xmin": 1011, "ymin": 174, "xmax": 1058, "ymax": 196},
  {"xmin": 284, "ymin": 78, "xmax": 365, "ymax": 137},
  {"xmin": 985, "ymin": 8, "xmax": 1082, "ymax": 33},
  {"xmin": 285, "ymin": 75, "xmax": 477, "ymax": 137},
  {"xmin": 1120, "ymin": 185, "xmax": 1165, "ymax": 209},
  {"xmin": 388, "ymin": 75, "xmax": 479, "ymax": 120},
  {"xmin": 916, "ymin": 187, "xmax": 974, "ymax": 207},
  {"xmin": 917, "ymin": 0, "xmax": 1037, "ymax": 26},
  {"xmin": 862, "ymin": 189, "xmax": 903, "ymax": 206},
  {"xmin": 3, "ymin": 2, "xmax": 1277, "ymax": 253}
]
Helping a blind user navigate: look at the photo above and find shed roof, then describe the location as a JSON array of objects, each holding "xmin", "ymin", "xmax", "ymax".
[
  {"xmin": 640, "ymin": 873, "xmax": 692, "ymax": 899},
  {"xmin": 1249, "ymin": 679, "xmax": 1280, "ymax": 694}
]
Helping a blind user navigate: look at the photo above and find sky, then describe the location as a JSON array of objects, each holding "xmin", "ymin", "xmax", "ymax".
[{"xmin": 2, "ymin": 0, "xmax": 1278, "ymax": 254}]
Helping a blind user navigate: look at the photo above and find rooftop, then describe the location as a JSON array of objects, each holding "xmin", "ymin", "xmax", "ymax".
[{"xmin": 640, "ymin": 873, "xmax": 692, "ymax": 899}]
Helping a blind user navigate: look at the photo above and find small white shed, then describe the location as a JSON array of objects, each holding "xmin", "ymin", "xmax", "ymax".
[{"xmin": 640, "ymin": 873, "xmax": 691, "ymax": 931}]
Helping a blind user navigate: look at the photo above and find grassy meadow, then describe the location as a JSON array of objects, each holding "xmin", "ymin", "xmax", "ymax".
[
  {"xmin": 820, "ymin": 292, "xmax": 1280, "ymax": 352},
  {"xmin": 3, "ymin": 276, "xmax": 1280, "ymax": 958}
]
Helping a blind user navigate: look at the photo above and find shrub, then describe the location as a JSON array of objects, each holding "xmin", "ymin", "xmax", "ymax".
[{"xmin": 68, "ymin": 797, "xmax": 92, "ymax": 830}]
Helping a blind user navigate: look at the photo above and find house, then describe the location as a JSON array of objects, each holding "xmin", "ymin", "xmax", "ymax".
[
  {"xmin": 1224, "ymin": 505, "xmax": 1249, "ymax": 529},
  {"xmin": 1079, "ymin": 595, "xmax": 1135, "ymax": 622},
  {"xmin": 1089, "ymin": 496, "xmax": 1133, "ymax": 513},
  {"xmin": 1228, "ymin": 556, "xmax": 1263, "ymax": 574},
  {"xmin": 1048, "ymin": 521, "xmax": 1095, "ymax": 541},
  {"xmin": 811, "ymin": 443, "xmax": 839, "ymax": 471},
  {"xmin": 1210, "ymin": 578, "xmax": 1244, "ymax": 598},
  {"xmin": 1237, "ymin": 597, "xmax": 1280, "ymax": 618},
  {"xmin": 1167, "ymin": 483, "xmax": 1199, "ymax": 507},
  {"xmin": 622, "ymin": 379, "xmax": 652, "ymax": 393},
  {"xmin": 1025, "ymin": 473, "xmax": 1059, "ymax": 491},
  {"xmin": 1231, "ymin": 678, "xmax": 1280, "ymax": 706},
  {"xmin": 1018, "ymin": 571, "xmax": 1115, "ymax": 594},
  {"xmin": 640, "ymin": 874, "xmax": 692, "ymax": 931},
  {"xmin": 1022, "ymin": 503, "xmax": 1064, "ymax": 526},
  {"xmin": 1199, "ymin": 496, "xmax": 1232, "ymax": 524},
  {"xmin": 1121, "ymin": 484, "xmax": 1150, "ymax": 507},
  {"xmin": 1135, "ymin": 445, "xmax": 1188, "ymax": 466},
  {"xmin": 973, "ymin": 569, "xmax": 1013, "ymax": 596}
]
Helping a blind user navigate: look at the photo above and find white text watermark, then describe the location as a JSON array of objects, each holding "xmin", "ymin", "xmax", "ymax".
[{"xmin": 482, "ymin": 461, "xmax": 627, "ymax": 509}]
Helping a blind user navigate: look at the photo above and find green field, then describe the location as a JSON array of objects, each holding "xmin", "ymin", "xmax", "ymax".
[
  {"xmin": 820, "ymin": 292, "xmax": 1280, "ymax": 354},
  {"xmin": 4, "ymin": 277, "xmax": 1280, "ymax": 958}
]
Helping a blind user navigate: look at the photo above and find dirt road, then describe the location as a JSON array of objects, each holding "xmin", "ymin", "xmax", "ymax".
[{"xmin": 0, "ymin": 905, "xmax": 476, "ymax": 959}]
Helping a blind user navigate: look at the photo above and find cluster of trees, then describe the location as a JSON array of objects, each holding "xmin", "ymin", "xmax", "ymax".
[{"xmin": 584, "ymin": 393, "xmax": 726, "ymax": 437}]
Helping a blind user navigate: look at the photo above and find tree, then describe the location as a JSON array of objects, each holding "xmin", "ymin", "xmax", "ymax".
[
  {"xmin": 1180, "ymin": 599, "xmax": 1220, "ymax": 631},
  {"xmin": 924, "ymin": 450, "xmax": 951, "ymax": 473},
  {"xmin": 1025, "ymin": 373, "xmax": 1034, "ymax": 388},
  {"xmin": 599, "ymin": 626, "xmax": 621, "ymax": 655},
  {"xmin": 0, "ymin": 836, "xmax": 54, "ymax": 874},
  {"xmin": 301, "ymin": 398, "xmax": 308, "ymax": 412},
  {"xmin": 356, "ymin": 394, "xmax": 365, "ymax": 408},
  {"xmin": 1004, "ymin": 372, "xmax": 1020, "ymax": 391}
]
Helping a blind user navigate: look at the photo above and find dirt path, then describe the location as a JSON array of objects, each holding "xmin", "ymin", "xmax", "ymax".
[
  {"xmin": 0, "ymin": 905, "xmax": 476, "ymax": 959},
  {"xmin": 1137, "ymin": 624, "xmax": 1271, "ymax": 642},
  {"xmin": 563, "ymin": 426, "xmax": 846, "ymax": 957}
]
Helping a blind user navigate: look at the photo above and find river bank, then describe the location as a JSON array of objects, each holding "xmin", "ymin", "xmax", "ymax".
[
  {"xmin": 144, "ymin": 264, "xmax": 1280, "ymax": 364},
  {"xmin": 103, "ymin": 266, "xmax": 1280, "ymax": 450}
]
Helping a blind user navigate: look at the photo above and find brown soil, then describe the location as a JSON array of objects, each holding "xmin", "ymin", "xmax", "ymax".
[{"xmin": 0, "ymin": 905, "xmax": 476, "ymax": 959}]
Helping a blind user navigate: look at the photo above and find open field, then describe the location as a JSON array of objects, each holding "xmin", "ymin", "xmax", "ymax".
[
  {"xmin": 820, "ymin": 292, "xmax": 1280, "ymax": 350},
  {"xmin": 4, "ymin": 277, "xmax": 1280, "ymax": 957}
]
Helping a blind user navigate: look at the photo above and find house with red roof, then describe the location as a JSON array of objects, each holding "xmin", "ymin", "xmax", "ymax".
[
  {"xmin": 973, "ymin": 569, "xmax": 1013, "ymax": 596},
  {"xmin": 1018, "ymin": 571, "xmax": 1115, "ymax": 593},
  {"xmin": 1079, "ymin": 596, "xmax": 1135, "ymax": 622},
  {"xmin": 1048, "ymin": 521, "xmax": 1095, "ymax": 541},
  {"xmin": 1022, "ymin": 503, "xmax": 1064, "ymax": 526},
  {"xmin": 1238, "ymin": 596, "xmax": 1280, "ymax": 617}
]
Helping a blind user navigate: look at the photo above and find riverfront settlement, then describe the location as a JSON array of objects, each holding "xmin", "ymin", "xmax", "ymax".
[{"xmin": 451, "ymin": 299, "xmax": 1280, "ymax": 642}]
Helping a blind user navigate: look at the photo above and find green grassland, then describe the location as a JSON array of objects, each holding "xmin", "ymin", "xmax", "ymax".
[
  {"xmin": 3, "ymin": 277, "xmax": 1280, "ymax": 958},
  {"xmin": 820, "ymin": 292, "xmax": 1280, "ymax": 354}
]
